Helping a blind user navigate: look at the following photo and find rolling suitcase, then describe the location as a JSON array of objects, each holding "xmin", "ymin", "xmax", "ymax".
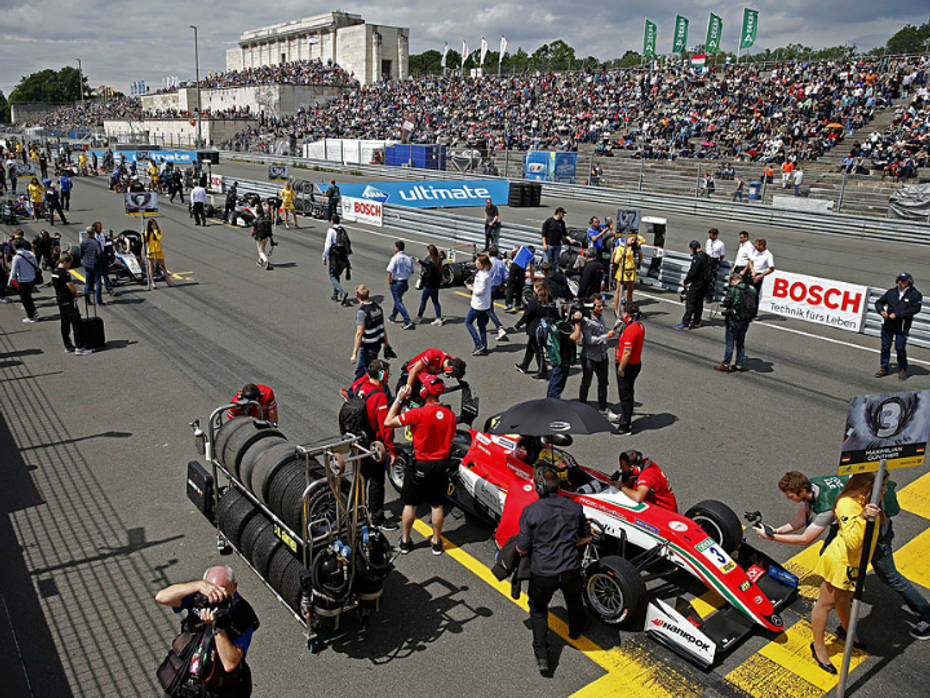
[{"xmin": 81, "ymin": 296, "xmax": 106, "ymax": 350}]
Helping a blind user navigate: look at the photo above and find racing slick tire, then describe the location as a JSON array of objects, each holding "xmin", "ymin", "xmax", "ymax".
[
  {"xmin": 238, "ymin": 435, "xmax": 287, "ymax": 486},
  {"xmin": 240, "ymin": 514, "xmax": 273, "ymax": 565},
  {"xmin": 388, "ymin": 448, "xmax": 411, "ymax": 494},
  {"xmin": 217, "ymin": 487, "xmax": 258, "ymax": 550},
  {"xmin": 248, "ymin": 441, "xmax": 300, "ymax": 507},
  {"xmin": 685, "ymin": 500, "xmax": 743, "ymax": 555},
  {"xmin": 218, "ymin": 418, "xmax": 284, "ymax": 479},
  {"xmin": 583, "ymin": 555, "xmax": 646, "ymax": 625},
  {"xmin": 251, "ymin": 524, "xmax": 284, "ymax": 579},
  {"xmin": 266, "ymin": 461, "xmax": 305, "ymax": 520}
]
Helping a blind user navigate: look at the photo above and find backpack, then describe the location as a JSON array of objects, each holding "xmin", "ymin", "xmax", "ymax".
[
  {"xmin": 333, "ymin": 225, "xmax": 352, "ymax": 255},
  {"xmin": 732, "ymin": 283, "xmax": 758, "ymax": 321},
  {"xmin": 338, "ymin": 386, "xmax": 382, "ymax": 445},
  {"xmin": 546, "ymin": 320, "xmax": 576, "ymax": 366}
]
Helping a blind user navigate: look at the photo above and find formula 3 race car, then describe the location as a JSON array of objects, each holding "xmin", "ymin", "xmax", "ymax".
[{"xmin": 389, "ymin": 399, "xmax": 797, "ymax": 669}]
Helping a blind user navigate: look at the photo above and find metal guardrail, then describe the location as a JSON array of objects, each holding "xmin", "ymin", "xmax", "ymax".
[
  {"xmin": 225, "ymin": 174, "xmax": 930, "ymax": 350},
  {"xmin": 218, "ymin": 150, "xmax": 930, "ymax": 245}
]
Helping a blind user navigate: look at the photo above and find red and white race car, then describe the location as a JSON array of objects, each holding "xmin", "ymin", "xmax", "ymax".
[{"xmin": 390, "ymin": 424, "xmax": 797, "ymax": 669}]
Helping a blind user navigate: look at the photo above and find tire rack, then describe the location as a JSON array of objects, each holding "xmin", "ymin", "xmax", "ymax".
[{"xmin": 198, "ymin": 401, "xmax": 390, "ymax": 648}]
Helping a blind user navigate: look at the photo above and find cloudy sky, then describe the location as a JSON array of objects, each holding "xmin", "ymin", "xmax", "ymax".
[{"xmin": 1, "ymin": 1, "xmax": 927, "ymax": 97}]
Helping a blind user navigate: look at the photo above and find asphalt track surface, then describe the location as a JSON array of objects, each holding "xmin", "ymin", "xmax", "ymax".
[{"xmin": 0, "ymin": 163, "xmax": 928, "ymax": 697}]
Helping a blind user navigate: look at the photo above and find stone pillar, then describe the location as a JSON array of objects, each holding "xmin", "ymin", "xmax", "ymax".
[
  {"xmin": 371, "ymin": 29, "xmax": 382, "ymax": 85},
  {"xmin": 397, "ymin": 32, "xmax": 408, "ymax": 80}
]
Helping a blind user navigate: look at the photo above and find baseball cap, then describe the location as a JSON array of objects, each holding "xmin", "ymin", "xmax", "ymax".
[
  {"xmin": 897, "ymin": 272, "xmax": 913, "ymax": 282},
  {"xmin": 555, "ymin": 207, "xmax": 566, "ymax": 214},
  {"xmin": 688, "ymin": 240, "xmax": 701, "ymax": 250}
]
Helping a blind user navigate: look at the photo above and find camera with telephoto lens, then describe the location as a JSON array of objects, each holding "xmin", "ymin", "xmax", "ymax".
[{"xmin": 191, "ymin": 593, "xmax": 233, "ymax": 630}]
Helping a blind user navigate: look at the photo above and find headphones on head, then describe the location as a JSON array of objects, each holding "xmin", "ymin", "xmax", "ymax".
[
  {"xmin": 419, "ymin": 373, "xmax": 446, "ymax": 400},
  {"xmin": 367, "ymin": 359, "xmax": 388, "ymax": 382},
  {"xmin": 534, "ymin": 466, "xmax": 557, "ymax": 498},
  {"xmin": 621, "ymin": 450, "xmax": 643, "ymax": 469}
]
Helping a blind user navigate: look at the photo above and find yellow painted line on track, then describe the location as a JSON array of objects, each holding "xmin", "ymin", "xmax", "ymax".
[
  {"xmin": 898, "ymin": 470, "xmax": 930, "ymax": 520},
  {"xmin": 409, "ymin": 519, "xmax": 701, "ymax": 698},
  {"xmin": 453, "ymin": 289, "xmax": 510, "ymax": 311},
  {"xmin": 690, "ymin": 590, "xmax": 725, "ymax": 619},
  {"xmin": 68, "ymin": 269, "xmax": 86, "ymax": 282},
  {"xmin": 890, "ymin": 526, "xmax": 930, "ymax": 591},
  {"xmin": 781, "ymin": 545, "xmax": 825, "ymax": 603}
]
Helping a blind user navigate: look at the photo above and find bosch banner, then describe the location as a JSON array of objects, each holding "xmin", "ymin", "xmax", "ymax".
[
  {"xmin": 760, "ymin": 269, "xmax": 867, "ymax": 332},
  {"xmin": 335, "ymin": 180, "xmax": 510, "ymax": 209},
  {"xmin": 341, "ymin": 196, "xmax": 383, "ymax": 227}
]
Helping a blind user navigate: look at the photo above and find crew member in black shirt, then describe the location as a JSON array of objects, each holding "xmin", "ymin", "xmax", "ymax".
[
  {"xmin": 576, "ymin": 247, "xmax": 605, "ymax": 299},
  {"xmin": 516, "ymin": 467, "xmax": 590, "ymax": 676},
  {"xmin": 51, "ymin": 253, "xmax": 91, "ymax": 355},
  {"xmin": 540, "ymin": 207, "xmax": 568, "ymax": 268},
  {"xmin": 484, "ymin": 198, "xmax": 500, "ymax": 250}
]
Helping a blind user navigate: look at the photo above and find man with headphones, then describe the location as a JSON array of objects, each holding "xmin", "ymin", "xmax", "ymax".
[
  {"xmin": 226, "ymin": 383, "xmax": 278, "ymax": 424},
  {"xmin": 609, "ymin": 450, "xmax": 677, "ymax": 512},
  {"xmin": 614, "ymin": 301, "xmax": 644, "ymax": 435},
  {"xmin": 384, "ymin": 374, "xmax": 456, "ymax": 555},
  {"xmin": 516, "ymin": 467, "xmax": 590, "ymax": 676},
  {"xmin": 349, "ymin": 359, "xmax": 398, "ymax": 531},
  {"xmin": 400, "ymin": 347, "xmax": 467, "ymax": 395}
]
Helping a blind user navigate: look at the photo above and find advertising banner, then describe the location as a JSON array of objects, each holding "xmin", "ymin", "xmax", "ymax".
[
  {"xmin": 341, "ymin": 196, "xmax": 383, "ymax": 227},
  {"xmin": 760, "ymin": 269, "xmax": 867, "ymax": 332},
  {"xmin": 523, "ymin": 152, "xmax": 577, "ymax": 182},
  {"xmin": 740, "ymin": 8, "xmax": 759, "ymax": 50},
  {"xmin": 673, "ymin": 15, "xmax": 689, "ymax": 53},
  {"xmin": 523, "ymin": 151, "xmax": 549, "ymax": 181},
  {"xmin": 551, "ymin": 152, "xmax": 578, "ymax": 183},
  {"xmin": 209, "ymin": 173, "xmax": 224, "ymax": 193},
  {"xmin": 336, "ymin": 179, "xmax": 510, "ymax": 209},
  {"xmin": 91, "ymin": 149, "xmax": 196, "ymax": 164},
  {"xmin": 705, "ymin": 13, "xmax": 723, "ymax": 53},
  {"xmin": 643, "ymin": 19, "xmax": 657, "ymax": 57},
  {"xmin": 839, "ymin": 391, "xmax": 930, "ymax": 475}
]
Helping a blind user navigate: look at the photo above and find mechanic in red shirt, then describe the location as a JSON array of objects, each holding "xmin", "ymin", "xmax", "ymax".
[
  {"xmin": 400, "ymin": 347, "xmax": 467, "ymax": 394},
  {"xmin": 384, "ymin": 374, "xmax": 455, "ymax": 556},
  {"xmin": 614, "ymin": 301, "xmax": 644, "ymax": 435},
  {"xmin": 349, "ymin": 359, "xmax": 398, "ymax": 531},
  {"xmin": 226, "ymin": 383, "xmax": 278, "ymax": 423},
  {"xmin": 610, "ymin": 450, "xmax": 677, "ymax": 512}
]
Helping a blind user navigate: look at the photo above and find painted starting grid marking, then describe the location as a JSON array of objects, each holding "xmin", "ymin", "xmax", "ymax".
[{"xmin": 410, "ymin": 472, "xmax": 930, "ymax": 697}]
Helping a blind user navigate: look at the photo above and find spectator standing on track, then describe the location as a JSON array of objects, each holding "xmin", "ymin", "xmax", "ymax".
[
  {"xmin": 505, "ymin": 245, "xmax": 534, "ymax": 313},
  {"xmin": 323, "ymin": 214, "xmax": 351, "ymax": 304},
  {"xmin": 760, "ymin": 471, "xmax": 930, "ymax": 641},
  {"xmin": 386, "ymin": 240, "xmax": 415, "ymax": 330},
  {"xmin": 465, "ymin": 253, "xmax": 493, "ymax": 356},
  {"xmin": 51, "ymin": 253, "xmax": 91, "ymax": 355},
  {"xmin": 541, "ymin": 207, "xmax": 567, "ymax": 268},
  {"xmin": 484, "ymin": 198, "xmax": 501, "ymax": 250},
  {"xmin": 715, "ymin": 272, "xmax": 757, "ymax": 373},
  {"xmin": 224, "ymin": 182, "xmax": 238, "ymax": 222},
  {"xmin": 7, "ymin": 239, "xmax": 39, "ymax": 322},
  {"xmin": 486, "ymin": 246, "xmax": 510, "ymax": 342},
  {"xmin": 415, "ymin": 244, "xmax": 444, "ymax": 326},
  {"xmin": 80, "ymin": 222, "xmax": 104, "ymax": 306},
  {"xmin": 516, "ymin": 466, "xmax": 589, "ymax": 676},
  {"xmin": 155, "ymin": 565, "xmax": 260, "ymax": 698},
  {"xmin": 59, "ymin": 172, "xmax": 73, "ymax": 211},
  {"xmin": 573, "ymin": 295, "xmax": 617, "ymax": 419},
  {"xmin": 44, "ymin": 183, "xmax": 68, "ymax": 226},
  {"xmin": 793, "ymin": 167, "xmax": 804, "ymax": 196},
  {"xmin": 350, "ymin": 284, "xmax": 395, "ymax": 381},
  {"xmin": 190, "ymin": 181, "xmax": 208, "ymax": 226},
  {"xmin": 676, "ymin": 241, "xmax": 711, "ymax": 330},
  {"xmin": 746, "ymin": 238, "xmax": 775, "ymax": 303},
  {"xmin": 144, "ymin": 220, "xmax": 173, "ymax": 289},
  {"xmin": 875, "ymin": 272, "xmax": 922, "ymax": 380},
  {"xmin": 384, "ymin": 376, "xmax": 456, "ymax": 556},
  {"xmin": 614, "ymin": 302, "xmax": 644, "ymax": 436},
  {"xmin": 324, "ymin": 180, "xmax": 341, "ymax": 222},
  {"xmin": 279, "ymin": 181, "xmax": 298, "ymax": 229}
]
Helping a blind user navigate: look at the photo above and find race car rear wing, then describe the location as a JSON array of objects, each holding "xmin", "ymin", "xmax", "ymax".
[{"xmin": 645, "ymin": 542, "xmax": 798, "ymax": 670}]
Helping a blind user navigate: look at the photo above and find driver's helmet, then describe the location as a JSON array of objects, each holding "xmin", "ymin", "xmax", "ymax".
[{"xmin": 535, "ymin": 448, "xmax": 570, "ymax": 481}]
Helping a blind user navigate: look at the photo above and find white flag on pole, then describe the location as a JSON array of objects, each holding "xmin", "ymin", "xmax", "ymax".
[
  {"xmin": 440, "ymin": 41, "xmax": 449, "ymax": 68},
  {"xmin": 480, "ymin": 36, "xmax": 488, "ymax": 66},
  {"xmin": 461, "ymin": 40, "xmax": 468, "ymax": 69},
  {"xmin": 499, "ymin": 35, "xmax": 507, "ymax": 64}
]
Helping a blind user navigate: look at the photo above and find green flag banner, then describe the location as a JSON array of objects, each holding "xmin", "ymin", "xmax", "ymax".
[
  {"xmin": 740, "ymin": 8, "xmax": 759, "ymax": 50},
  {"xmin": 706, "ymin": 12, "xmax": 723, "ymax": 53},
  {"xmin": 673, "ymin": 15, "xmax": 689, "ymax": 53},
  {"xmin": 643, "ymin": 19, "xmax": 657, "ymax": 57}
]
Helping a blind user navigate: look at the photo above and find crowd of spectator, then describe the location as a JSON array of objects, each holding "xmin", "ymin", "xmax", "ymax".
[
  {"xmin": 197, "ymin": 58, "xmax": 358, "ymax": 89},
  {"xmin": 23, "ymin": 96, "xmax": 143, "ymax": 129},
  {"xmin": 842, "ymin": 91, "xmax": 930, "ymax": 181}
]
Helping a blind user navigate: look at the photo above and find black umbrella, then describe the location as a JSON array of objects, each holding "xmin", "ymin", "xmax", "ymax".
[{"xmin": 486, "ymin": 398, "xmax": 616, "ymax": 436}]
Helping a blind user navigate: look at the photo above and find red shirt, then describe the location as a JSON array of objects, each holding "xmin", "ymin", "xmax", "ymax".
[
  {"xmin": 615, "ymin": 321, "xmax": 644, "ymax": 364},
  {"xmin": 350, "ymin": 376, "xmax": 396, "ymax": 456},
  {"xmin": 397, "ymin": 403, "xmax": 455, "ymax": 461},
  {"xmin": 410, "ymin": 348, "xmax": 451, "ymax": 376},
  {"xmin": 635, "ymin": 460, "xmax": 677, "ymax": 512},
  {"xmin": 227, "ymin": 385, "xmax": 276, "ymax": 419}
]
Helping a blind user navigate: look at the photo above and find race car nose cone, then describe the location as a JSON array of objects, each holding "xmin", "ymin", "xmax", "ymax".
[{"xmin": 770, "ymin": 614, "xmax": 783, "ymax": 628}]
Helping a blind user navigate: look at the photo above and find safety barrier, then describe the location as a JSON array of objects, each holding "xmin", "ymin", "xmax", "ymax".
[{"xmin": 218, "ymin": 150, "xmax": 930, "ymax": 245}]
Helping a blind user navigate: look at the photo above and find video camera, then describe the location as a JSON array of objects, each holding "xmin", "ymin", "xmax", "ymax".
[{"xmin": 743, "ymin": 510, "xmax": 774, "ymax": 538}]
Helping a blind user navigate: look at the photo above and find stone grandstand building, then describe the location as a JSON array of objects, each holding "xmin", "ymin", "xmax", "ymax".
[{"xmin": 226, "ymin": 11, "xmax": 409, "ymax": 86}]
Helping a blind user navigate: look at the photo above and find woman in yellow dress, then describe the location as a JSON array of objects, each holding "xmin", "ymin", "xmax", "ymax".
[
  {"xmin": 810, "ymin": 472, "xmax": 885, "ymax": 674},
  {"xmin": 143, "ymin": 219, "xmax": 172, "ymax": 289},
  {"xmin": 279, "ymin": 181, "xmax": 297, "ymax": 229},
  {"xmin": 27, "ymin": 177, "xmax": 45, "ymax": 220},
  {"xmin": 612, "ymin": 232, "xmax": 644, "ymax": 315}
]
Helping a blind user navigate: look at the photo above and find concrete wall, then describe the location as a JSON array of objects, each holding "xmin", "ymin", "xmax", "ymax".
[
  {"xmin": 140, "ymin": 89, "xmax": 199, "ymax": 113},
  {"xmin": 142, "ymin": 85, "xmax": 347, "ymax": 118},
  {"xmin": 103, "ymin": 118, "xmax": 256, "ymax": 147},
  {"xmin": 11, "ymin": 102, "xmax": 72, "ymax": 124}
]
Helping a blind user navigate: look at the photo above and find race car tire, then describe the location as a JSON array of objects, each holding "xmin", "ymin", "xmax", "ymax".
[
  {"xmin": 522, "ymin": 286, "xmax": 535, "ymax": 306},
  {"xmin": 685, "ymin": 500, "xmax": 743, "ymax": 555},
  {"xmin": 238, "ymin": 434, "xmax": 287, "ymax": 486},
  {"xmin": 268, "ymin": 544, "xmax": 297, "ymax": 593},
  {"xmin": 584, "ymin": 555, "xmax": 645, "ymax": 625},
  {"xmin": 448, "ymin": 262, "xmax": 466, "ymax": 286},
  {"xmin": 440, "ymin": 263, "xmax": 456, "ymax": 287},
  {"xmin": 240, "ymin": 514, "xmax": 273, "ymax": 565},
  {"xmin": 278, "ymin": 557, "xmax": 304, "ymax": 612},
  {"xmin": 219, "ymin": 419, "xmax": 284, "ymax": 479},
  {"xmin": 388, "ymin": 448, "xmax": 411, "ymax": 494},
  {"xmin": 250, "ymin": 524, "xmax": 284, "ymax": 579},
  {"xmin": 266, "ymin": 461, "xmax": 305, "ymax": 520},
  {"xmin": 303, "ymin": 479, "xmax": 352, "ymax": 540},
  {"xmin": 216, "ymin": 487, "xmax": 258, "ymax": 549},
  {"xmin": 248, "ymin": 442, "xmax": 300, "ymax": 506}
]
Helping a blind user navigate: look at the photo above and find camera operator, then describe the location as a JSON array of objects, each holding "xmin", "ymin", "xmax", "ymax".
[
  {"xmin": 572, "ymin": 295, "xmax": 617, "ymax": 420},
  {"xmin": 516, "ymin": 466, "xmax": 590, "ymax": 676},
  {"xmin": 223, "ymin": 182, "xmax": 238, "ymax": 222},
  {"xmin": 155, "ymin": 565, "xmax": 259, "ymax": 698},
  {"xmin": 714, "ymin": 272, "xmax": 757, "ymax": 373}
]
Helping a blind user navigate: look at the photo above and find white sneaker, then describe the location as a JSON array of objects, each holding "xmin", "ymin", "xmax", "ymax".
[
  {"xmin": 22, "ymin": 317, "xmax": 37, "ymax": 323},
  {"xmin": 431, "ymin": 318, "xmax": 444, "ymax": 326},
  {"xmin": 74, "ymin": 348, "xmax": 93, "ymax": 356},
  {"xmin": 602, "ymin": 409, "xmax": 620, "ymax": 422},
  {"xmin": 496, "ymin": 326, "xmax": 508, "ymax": 340}
]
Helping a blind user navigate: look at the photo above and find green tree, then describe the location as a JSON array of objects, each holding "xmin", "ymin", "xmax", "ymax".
[
  {"xmin": 886, "ymin": 23, "xmax": 928, "ymax": 54},
  {"xmin": 9, "ymin": 66, "xmax": 90, "ymax": 103},
  {"xmin": 0, "ymin": 91, "xmax": 10, "ymax": 123}
]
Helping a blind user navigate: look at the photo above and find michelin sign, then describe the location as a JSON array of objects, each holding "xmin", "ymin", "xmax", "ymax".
[{"xmin": 336, "ymin": 179, "xmax": 510, "ymax": 209}]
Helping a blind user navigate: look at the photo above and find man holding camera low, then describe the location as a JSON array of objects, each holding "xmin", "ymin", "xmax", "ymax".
[{"xmin": 155, "ymin": 565, "xmax": 259, "ymax": 698}]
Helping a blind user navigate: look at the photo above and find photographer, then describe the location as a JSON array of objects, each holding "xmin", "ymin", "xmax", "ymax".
[
  {"xmin": 714, "ymin": 272, "xmax": 757, "ymax": 373},
  {"xmin": 572, "ymin": 295, "xmax": 617, "ymax": 419},
  {"xmin": 155, "ymin": 566, "xmax": 259, "ymax": 697}
]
